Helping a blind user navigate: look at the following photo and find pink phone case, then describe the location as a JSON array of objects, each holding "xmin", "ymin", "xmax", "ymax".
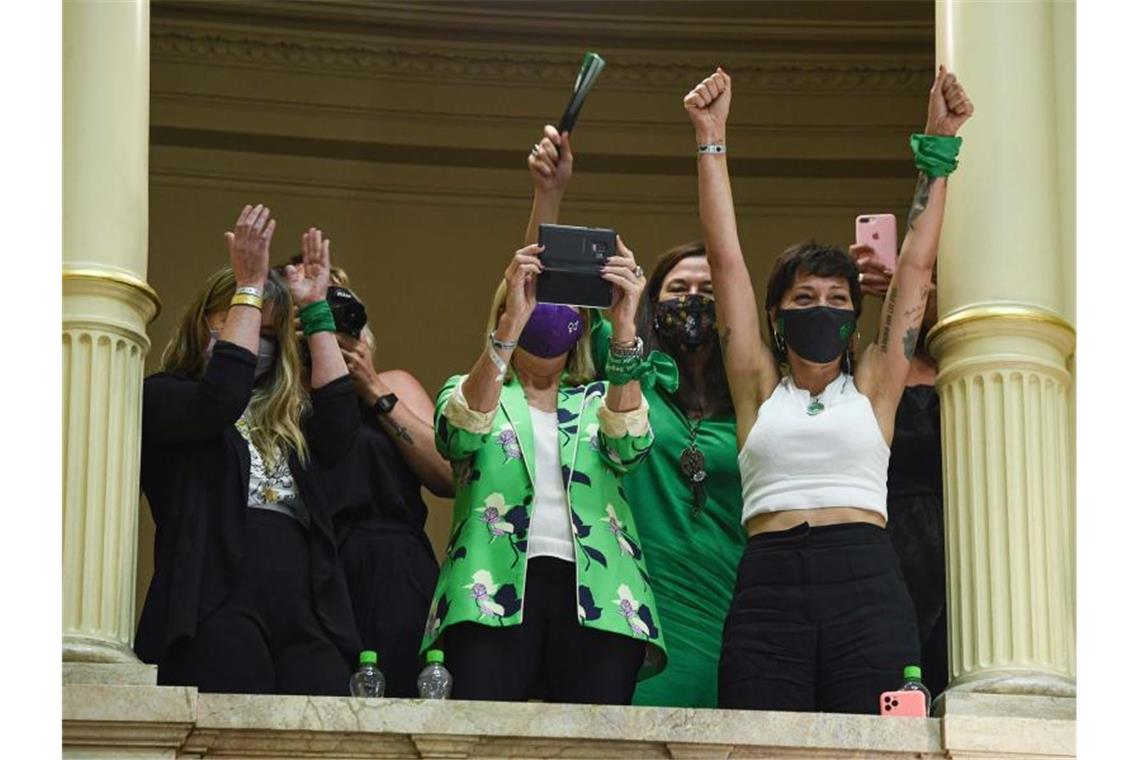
[
  {"xmin": 880, "ymin": 690, "xmax": 926, "ymax": 717},
  {"xmin": 856, "ymin": 214, "xmax": 898, "ymax": 270}
]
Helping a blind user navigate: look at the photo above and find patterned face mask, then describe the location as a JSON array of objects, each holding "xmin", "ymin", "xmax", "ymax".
[{"xmin": 654, "ymin": 294, "xmax": 717, "ymax": 353}]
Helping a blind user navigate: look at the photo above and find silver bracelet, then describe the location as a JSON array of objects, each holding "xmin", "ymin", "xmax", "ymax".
[
  {"xmin": 235, "ymin": 285, "xmax": 263, "ymax": 298},
  {"xmin": 487, "ymin": 332, "xmax": 512, "ymax": 381},
  {"xmin": 489, "ymin": 331, "xmax": 518, "ymax": 351},
  {"xmin": 697, "ymin": 143, "xmax": 726, "ymax": 155},
  {"xmin": 609, "ymin": 335, "xmax": 644, "ymax": 359}
]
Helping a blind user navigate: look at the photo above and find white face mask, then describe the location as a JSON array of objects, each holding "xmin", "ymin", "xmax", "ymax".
[{"xmin": 203, "ymin": 330, "xmax": 277, "ymax": 380}]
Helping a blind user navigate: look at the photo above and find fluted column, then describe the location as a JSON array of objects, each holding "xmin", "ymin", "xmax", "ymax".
[
  {"xmin": 929, "ymin": 0, "xmax": 1075, "ymax": 703},
  {"xmin": 63, "ymin": 0, "xmax": 157, "ymax": 672}
]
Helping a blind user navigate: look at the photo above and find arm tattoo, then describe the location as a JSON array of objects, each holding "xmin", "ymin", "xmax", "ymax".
[
  {"xmin": 902, "ymin": 326, "xmax": 919, "ymax": 361},
  {"xmin": 907, "ymin": 173, "xmax": 933, "ymax": 231},
  {"xmin": 878, "ymin": 286, "xmax": 898, "ymax": 352},
  {"xmin": 380, "ymin": 415, "xmax": 415, "ymax": 445}
]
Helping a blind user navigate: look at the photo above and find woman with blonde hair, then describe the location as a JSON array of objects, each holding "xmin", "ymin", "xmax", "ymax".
[
  {"xmin": 422, "ymin": 237, "xmax": 666, "ymax": 704},
  {"xmin": 135, "ymin": 204, "xmax": 362, "ymax": 695}
]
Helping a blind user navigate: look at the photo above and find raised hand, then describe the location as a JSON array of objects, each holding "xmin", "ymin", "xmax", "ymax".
[
  {"xmin": 528, "ymin": 124, "xmax": 574, "ymax": 195},
  {"xmin": 223, "ymin": 204, "xmax": 275, "ymax": 289},
  {"xmin": 683, "ymin": 67, "xmax": 732, "ymax": 143},
  {"xmin": 849, "ymin": 244, "xmax": 892, "ymax": 298},
  {"xmin": 285, "ymin": 227, "xmax": 332, "ymax": 308},
  {"xmin": 601, "ymin": 235, "xmax": 645, "ymax": 341},
  {"xmin": 925, "ymin": 66, "xmax": 974, "ymax": 137},
  {"xmin": 498, "ymin": 244, "xmax": 544, "ymax": 339}
]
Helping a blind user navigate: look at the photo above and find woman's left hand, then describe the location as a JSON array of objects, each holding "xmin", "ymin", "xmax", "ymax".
[
  {"xmin": 285, "ymin": 227, "xmax": 332, "ymax": 307},
  {"xmin": 924, "ymin": 66, "xmax": 974, "ymax": 137},
  {"xmin": 602, "ymin": 235, "xmax": 645, "ymax": 341}
]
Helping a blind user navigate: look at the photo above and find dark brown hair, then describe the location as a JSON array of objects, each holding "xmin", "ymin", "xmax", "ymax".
[
  {"xmin": 635, "ymin": 241, "xmax": 733, "ymax": 417},
  {"xmin": 764, "ymin": 240, "xmax": 863, "ymax": 365}
]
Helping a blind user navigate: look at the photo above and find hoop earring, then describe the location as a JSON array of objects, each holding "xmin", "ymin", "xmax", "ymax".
[
  {"xmin": 844, "ymin": 347, "xmax": 854, "ymax": 375},
  {"xmin": 774, "ymin": 332, "xmax": 787, "ymax": 355}
]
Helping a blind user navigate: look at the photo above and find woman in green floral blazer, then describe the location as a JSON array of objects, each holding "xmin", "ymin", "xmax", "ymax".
[{"xmin": 422, "ymin": 236, "xmax": 667, "ymax": 704}]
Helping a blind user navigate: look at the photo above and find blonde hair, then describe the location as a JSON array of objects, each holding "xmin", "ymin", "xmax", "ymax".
[
  {"xmin": 160, "ymin": 266, "xmax": 310, "ymax": 464},
  {"xmin": 484, "ymin": 281, "xmax": 595, "ymax": 386}
]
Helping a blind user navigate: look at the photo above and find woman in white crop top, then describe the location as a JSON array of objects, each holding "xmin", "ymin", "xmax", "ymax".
[{"xmin": 683, "ymin": 66, "xmax": 973, "ymax": 714}]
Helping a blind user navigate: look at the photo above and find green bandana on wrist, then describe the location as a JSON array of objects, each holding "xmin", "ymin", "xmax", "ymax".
[
  {"xmin": 606, "ymin": 350, "xmax": 679, "ymax": 390},
  {"xmin": 910, "ymin": 133, "xmax": 963, "ymax": 178},
  {"xmin": 299, "ymin": 300, "xmax": 336, "ymax": 336}
]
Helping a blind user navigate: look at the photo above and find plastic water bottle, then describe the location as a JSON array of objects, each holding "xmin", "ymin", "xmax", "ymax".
[
  {"xmin": 900, "ymin": 664, "xmax": 932, "ymax": 715},
  {"xmin": 416, "ymin": 649, "xmax": 453, "ymax": 699},
  {"xmin": 349, "ymin": 650, "xmax": 385, "ymax": 698}
]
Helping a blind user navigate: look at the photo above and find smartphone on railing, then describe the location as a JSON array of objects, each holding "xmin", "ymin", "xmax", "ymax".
[{"xmin": 879, "ymin": 690, "xmax": 926, "ymax": 717}]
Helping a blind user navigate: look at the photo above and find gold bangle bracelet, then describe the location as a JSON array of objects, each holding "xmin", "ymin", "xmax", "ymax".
[{"xmin": 230, "ymin": 293, "xmax": 264, "ymax": 310}]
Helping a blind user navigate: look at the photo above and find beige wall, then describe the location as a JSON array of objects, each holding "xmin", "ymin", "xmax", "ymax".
[{"xmin": 137, "ymin": 0, "xmax": 932, "ymax": 619}]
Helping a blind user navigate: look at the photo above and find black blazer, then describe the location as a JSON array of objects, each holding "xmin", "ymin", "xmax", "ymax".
[{"xmin": 134, "ymin": 340, "xmax": 362, "ymax": 664}]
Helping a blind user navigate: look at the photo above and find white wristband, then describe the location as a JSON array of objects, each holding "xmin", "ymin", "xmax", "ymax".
[
  {"xmin": 235, "ymin": 285, "xmax": 263, "ymax": 298},
  {"xmin": 697, "ymin": 143, "xmax": 726, "ymax": 155}
]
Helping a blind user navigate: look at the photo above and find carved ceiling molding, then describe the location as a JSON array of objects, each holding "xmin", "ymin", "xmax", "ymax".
[{"xmin": 151, "ymin": 25, "xmax": 930, "ymax": 94}]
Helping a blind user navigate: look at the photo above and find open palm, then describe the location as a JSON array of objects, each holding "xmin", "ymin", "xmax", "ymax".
[{"xmin": 286, "ymin": 228, "xmax": 331, "ymax": 307}]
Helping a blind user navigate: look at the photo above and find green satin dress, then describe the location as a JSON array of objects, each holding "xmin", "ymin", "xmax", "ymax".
[{"xmin": 592, "ymin": 318, "xmax": 746, "ymax": 707}]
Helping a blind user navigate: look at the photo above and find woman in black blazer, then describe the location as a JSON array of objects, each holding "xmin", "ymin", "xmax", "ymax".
[{"xmin": 135, "ymin": 204, "xmax": 362, "ymax": 695}]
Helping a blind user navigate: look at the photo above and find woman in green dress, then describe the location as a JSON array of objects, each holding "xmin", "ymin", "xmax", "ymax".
[{"xmin": 526, "ymin": 127, "xmax": 746, "ymax": 708}]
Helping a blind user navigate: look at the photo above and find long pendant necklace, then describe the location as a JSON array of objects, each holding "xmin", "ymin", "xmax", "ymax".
[
  {"xmin": 678, "ymin": 405, "xmax": 708, "ymax": 517},
  {"xmin": 804, "ymin": 374, "xmax": 849, "ymax": 416}
]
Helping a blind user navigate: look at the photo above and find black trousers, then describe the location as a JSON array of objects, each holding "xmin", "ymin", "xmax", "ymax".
[
  {"xmin": 158, "ymin": 510, "xmax": 352, "ymax": 696},
  {"xmin": 886, "ymin": 491, "xmax": 949, "ymax": 699},
  {"xmin": 444, "ymin": 557, "xmax": 645, "ymax": 704},
  {"xmin": 340, "ymin": 524, "xmax": 439, "ymax": 697},
  {"xmin": 718, "ymin": 522, "xmax": 920, "ymax": 714}
]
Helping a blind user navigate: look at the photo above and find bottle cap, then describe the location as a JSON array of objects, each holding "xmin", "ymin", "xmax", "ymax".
[
  {"xmin": 359, "ymin": 650, "xmax": 378, "ymax": 665},
  {"xmin": 426, "ymin": 649, "xmax": 444, "ymax": 664},
  {"xmin": 903, "ymin": 665, "xmax": 922, "ymax": 680}
]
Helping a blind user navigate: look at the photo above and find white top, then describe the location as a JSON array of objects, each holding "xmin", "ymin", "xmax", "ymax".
[
  {"xmin": 738, "ymin": 373, "xmax": 889, "ymax": 524},
  {"xmin": 527, "ymin": 406, "xmax": 576, "ymax": 562},
  {"xmin": 236, "ymin": 410, "xmax": 310, "ymax": 527}
]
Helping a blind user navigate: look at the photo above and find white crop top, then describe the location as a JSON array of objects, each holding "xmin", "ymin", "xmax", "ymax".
[{"xmin": 738, "ymin": 373, "xmax": 889, "ymax": 524}]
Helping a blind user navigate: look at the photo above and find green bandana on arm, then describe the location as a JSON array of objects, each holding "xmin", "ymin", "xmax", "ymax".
[{"xmin": 910, "ymin": 133, "xmax": 963, "ymax": 178}]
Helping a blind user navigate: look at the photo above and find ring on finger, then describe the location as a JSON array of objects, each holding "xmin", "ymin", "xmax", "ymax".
[
  {"xmin": 530, "ymin": 144, "xmax": 541, "ymax": 157},
  {"xmin": 857, "ymin": 272, "xmax": 865, "ymax": 284},
  {"xmin": 634, "ymin": 265, "xmax": 644, "ymax": 279}
]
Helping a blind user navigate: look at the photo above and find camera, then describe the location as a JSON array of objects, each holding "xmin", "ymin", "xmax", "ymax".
[{"xmin": 327, "ymin": 286, "xmax": 368, "ymax": 338}]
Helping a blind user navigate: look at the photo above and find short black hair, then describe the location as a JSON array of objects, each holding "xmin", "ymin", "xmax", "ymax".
[{"xmin": 764, "ymin": 241, "xmax": 862, "ymax": 362}]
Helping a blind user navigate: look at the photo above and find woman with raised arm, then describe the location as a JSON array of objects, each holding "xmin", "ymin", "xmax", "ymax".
[
  {"xmin": 523, "ymin": 127, "xmax": 746, "ymax": 709},
  {"xmin": 135, "ymin": 206, "xmax": 362, "ymax": 695},
  {"xmin": 683, "ymin": 66, "xmax": 972, "ymax": 713},
  {"xmin": 421, "ymin": 235, "xmax": 667, "ymax": 704}
]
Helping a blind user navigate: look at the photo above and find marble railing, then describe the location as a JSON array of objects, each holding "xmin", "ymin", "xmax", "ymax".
[{"xmin": 62, "ymin": 683, "xmax": 1074, "ymax": 759}]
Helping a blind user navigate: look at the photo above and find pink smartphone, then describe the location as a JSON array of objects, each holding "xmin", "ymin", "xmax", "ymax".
[
  {"xmin": 855, "ymin": 213, "xmax": 898, "ymax": 270},
  {"xmin": 880, "ymin": 690, "xmax": 926, "ymax": 717}
]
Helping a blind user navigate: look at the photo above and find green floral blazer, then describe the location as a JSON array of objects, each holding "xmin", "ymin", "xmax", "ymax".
[{"xmin": 422, "ymin": 373, "xmax": 668, "ymax": 679}]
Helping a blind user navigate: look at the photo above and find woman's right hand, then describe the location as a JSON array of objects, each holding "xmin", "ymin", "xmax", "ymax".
[
  {"xmin": 849, "ymin": 244, "xmax": 893, "ymax": 298},
  {"xmin": 527, "ymin": 124, "xmax": 573, "ymax": 195},
  {"xmin": 497, "ymin": 244, "xmax": 544, "ymax": 340},
  {"xmin": 223, "ymin": 203, "xmax": 275, "ymax": 290},
  {"xmin": 683, "ymin": 67, "xmax": 732, "ymax": 144}
]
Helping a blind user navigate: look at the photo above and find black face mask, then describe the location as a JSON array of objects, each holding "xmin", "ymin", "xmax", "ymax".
[
  {"xmin": 655, "ymin": 294, "xmax": 717, "ymax": 353},
  {"xmin": 776, "ymin": 306, "xmax": 856, "ymax": 364}
]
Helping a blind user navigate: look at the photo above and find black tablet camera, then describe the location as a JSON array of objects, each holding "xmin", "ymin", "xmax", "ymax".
[{"xmin": 537, "ymin": 223, "xmax": 615, "ymax": 309}]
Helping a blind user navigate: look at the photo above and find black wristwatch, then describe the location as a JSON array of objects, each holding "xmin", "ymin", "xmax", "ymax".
[{"xmin": 371, "ymin": 392, "xmax": 398, "ymax": 416}]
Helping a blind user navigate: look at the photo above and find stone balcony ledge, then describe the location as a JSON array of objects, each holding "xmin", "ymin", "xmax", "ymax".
[{"xmin": 62, "ymin": 683, "xmax": 1075, "ymax": 759}]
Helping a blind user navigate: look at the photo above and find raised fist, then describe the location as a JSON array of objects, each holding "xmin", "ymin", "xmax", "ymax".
[
  {"xmin": 925, "ymin": 66, "xmax": 974, "ymax": 137},
  {"xmin": 683, "ymin": 67, "xmax": 732, "ymax": 144}
]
